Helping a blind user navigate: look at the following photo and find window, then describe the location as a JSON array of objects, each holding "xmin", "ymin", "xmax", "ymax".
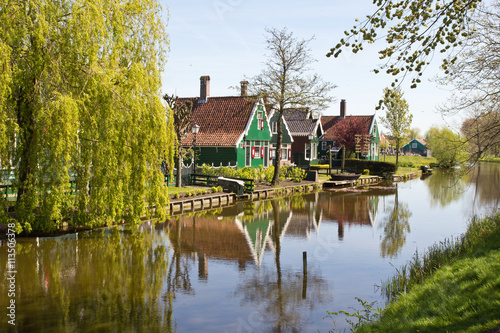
[
  {"xmin": 271, "ymin": 122, "xmax": 278, "ymax": 134},
  {"xmin": 245, "ymin": 141, "xmax": 251, "ymax": 166},
  {"xmin": 257, "ymin": 110, "xmax": 263, "ymax": 119},
  {"xmin": 281, "ymin": 144, "xmax": 288, "ymax": 160},
  {"xmin": 322, "ymin": 141, "xmax": 327, "ymax": 151},
  {"xmin": 305, "ymin": 143, "xmax": 311, "ymax": 160},
  {"xmin": 412, "ymin": 142, "xmax": 417, "ymax": 148}
]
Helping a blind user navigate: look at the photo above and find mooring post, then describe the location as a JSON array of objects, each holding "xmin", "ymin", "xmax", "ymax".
[
  {"xmin": 303, "ymin": 251, "xmax": 307, "ymax": 276},
  {"xmin": 302, "ymin": 251, "xmax": 308, "ymax": 299}
]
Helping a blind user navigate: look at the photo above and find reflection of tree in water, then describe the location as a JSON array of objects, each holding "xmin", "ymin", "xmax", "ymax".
[
  {"xmin": 233, "ymin": 198, "xmax": 332, "ymax": 332},
  {"xmin": 425, "ymin": 168, "xmax": 468, "ymax": 207},
  {"xmin": 234, "ymin": 266, "xmax": 332, "ymax": 333},
  {"xmin": 379, "ymin": 190, "xmax": 412, "ymax": 258},
  {"xmin": 0, "ymin": 227, "xmax": 174, "ymax": 332},
  {"xmin": 467, "ymin": 164, "xmax": 500, "ymax": 209}
]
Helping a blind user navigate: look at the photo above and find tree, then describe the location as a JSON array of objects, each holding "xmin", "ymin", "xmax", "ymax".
[
  {"xmin": 330, "ymin": 116, "xmax": 368, "ymax": 156},
  {"xmin": 327, "ymin": 0, "xmax": 483, "ymax": 89},
  {"xmin": 437, "ymin": 2, "xmax": 500, "ymax": 161},
  {"xmin": 249, "ymin": 27, "xmax": 335, "ymax": 185},
  {"xmin": 164, "ymin": 95, "xmax": 194, "ymax": 187},
  {"xmin": 425, "ymin": 126, "xmax": 468, "ymax": 167},
  {"xmin": 381, "ymin": 87, "xmax": 413, "ymax": 165},
  {"xmin": 0, "ymin": 0, "xmax": 174, "ymax": 232}
]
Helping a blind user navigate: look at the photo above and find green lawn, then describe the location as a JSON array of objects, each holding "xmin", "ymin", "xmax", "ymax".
[
  {"xmin": 354, "ymin": 213, "xmax": 500, "ymax": 333},
  {"xmin": 382, "ymin": 155, "xmax": 436, "ymax": 166}
]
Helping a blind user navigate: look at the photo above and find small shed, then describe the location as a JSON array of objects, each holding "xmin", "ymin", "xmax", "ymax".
[{"xmin": 402, "ymin": 139, "xmax": 430, "ymax": 156}]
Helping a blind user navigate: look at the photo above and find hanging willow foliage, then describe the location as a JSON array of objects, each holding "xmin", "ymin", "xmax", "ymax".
[{"xmin": 0, "ymin": 0, "xmax": 174, "ymax": 232}]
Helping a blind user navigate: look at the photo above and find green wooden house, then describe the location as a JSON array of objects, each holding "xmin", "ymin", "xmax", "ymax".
[
  {"xmin": 319, "ymin": 99, "xmax": 381, "ymax": 162},
  {"xmin": 402, "ymin": 139, "xmax": 430, "ymax": 156},
  {"xmin": 180, "ymin": 77, "xmax": 272, "ymax": 169}
]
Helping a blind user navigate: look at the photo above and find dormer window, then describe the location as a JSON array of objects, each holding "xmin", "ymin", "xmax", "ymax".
[{"xmin": 257, "ymin": 110, "xmax": 263, "ymax": 119}]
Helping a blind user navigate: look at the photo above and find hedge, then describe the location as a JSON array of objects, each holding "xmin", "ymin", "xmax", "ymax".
[{"xmin": 344, "ymin": 159, "xmax": 398, "ymax": 175}]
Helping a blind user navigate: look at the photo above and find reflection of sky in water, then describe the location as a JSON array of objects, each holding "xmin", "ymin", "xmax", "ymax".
[{"xmin": 1, "ymin": 165, "xmax": 499, "ymax": 333}]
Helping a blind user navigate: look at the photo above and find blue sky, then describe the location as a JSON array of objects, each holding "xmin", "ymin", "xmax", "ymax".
[{"xmin": 160, "ymin": 0, "xmax": 462, "ymax": 135}]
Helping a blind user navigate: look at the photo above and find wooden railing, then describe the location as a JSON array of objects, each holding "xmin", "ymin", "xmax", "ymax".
[{"xmin": 189, "ymin": 174, "xmax": 255, "ymax": 193}]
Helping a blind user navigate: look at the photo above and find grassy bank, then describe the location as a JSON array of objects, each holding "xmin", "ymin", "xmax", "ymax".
[
  {"xmin": 355, "ymin": 212, "xmax": 500, "ymax": 333},
  {"xmin": 481, "ymin": 156, "xmax": 500, "ymax": 163}
]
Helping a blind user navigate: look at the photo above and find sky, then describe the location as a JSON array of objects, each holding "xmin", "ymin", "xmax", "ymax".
[{"xmin": 159, "ymin": 0, "xmax": 464, "ymax": 135}]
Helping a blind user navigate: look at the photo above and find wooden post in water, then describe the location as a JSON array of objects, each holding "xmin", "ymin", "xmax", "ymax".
[
  {"xmin": 302, "ymin": 251, "xmax": 307, "ymax": 276},
  {"xmin": 302, "ymin": 251, "xmax": 308, "ymax": 299}
]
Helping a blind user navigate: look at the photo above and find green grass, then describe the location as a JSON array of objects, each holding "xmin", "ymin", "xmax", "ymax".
[
  {"xmin": 481, "ymin": 156, "xmax": 500, "ymax": 163},
  {"xmin": 354, "ymin": 213, "xmax": 500, "ymax": 333},
  {"xmin": 382, "ymin": 155, "xmax": 436, "ymax": 166},
  {"xmin": 167, "ymin": 186, "xmax": 201, "ymax": 196}
]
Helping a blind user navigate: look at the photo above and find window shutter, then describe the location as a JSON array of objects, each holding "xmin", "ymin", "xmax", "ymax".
[{"xmin": 252, "ymin": 146, "xmax": 255, "ymax": 158}]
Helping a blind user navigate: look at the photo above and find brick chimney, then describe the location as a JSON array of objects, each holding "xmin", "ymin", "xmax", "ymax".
[
  {"xmin": 340, "ymin": 99, "xmax": 346, "ymax": 118},
  {"xmin": 199, "ymin": 75, "xmax": 210, "ymax": 103},
  {"xmin": 240, "ymin": 81, "xmax": 248, "ymax": 96}
]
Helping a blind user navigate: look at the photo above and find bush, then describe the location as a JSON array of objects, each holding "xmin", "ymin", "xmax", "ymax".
[
  {"xmin": 216, "ymin": 186, "xmax": 223, "ymax": 193},
  {"xmin": 362, "ymin": 169, "xmax": 370, "ymax": 175},
  {"xmin": 173, "ymin": 193, "xmax": 180, "ymax": 199},
  {"xmin": 211, "ymin": 186, "xmax": 218, "ymax": 193},
  {"xmin": 288, "ymin": 167, "xmax": 306, "ymax": 182},
  {"xmin": 279, "ymin": 165, "xmax": 289, "ymax": 181},
  {"xmin": 345, "ymin": 159, "xmax": 398, "ymax": 175}
]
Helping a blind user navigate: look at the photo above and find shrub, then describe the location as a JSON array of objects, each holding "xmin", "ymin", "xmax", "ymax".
[
  {"xmin": 264, "ymin": 166, "xmax": 275, "ymax": 183},
  {"xmin": 345, "ymin": 159, "xmax": 398, "ymax": 175},
  {"xmin": 279, "ymin": 165, "xmax": 289, "ymax": 181},
  {"xmin": 216, "ymin": 186, "xmax": 223, "ymax": 193},
  {"xmin": 211, "ymin": 186, "xmax": 217, "ymax": 193},
  {"xmin": 289, "ymin": 167, "xmax": 306, "ymax": 182},
  {"xmin": 238, "ymin": 167, "xmax": 256, "ymax": 180},
  {"xmin": 362, "ymin": 169, "xmax": 370, "ymax": 175},
  {"xmin": 173, "ymin": 193, "xmax": 180, "ymax": 199}
]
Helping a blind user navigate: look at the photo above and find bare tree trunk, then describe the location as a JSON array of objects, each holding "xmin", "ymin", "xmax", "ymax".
[
  {"xmin": 271, "ymin": 113, "xmax": 284, "ymax": 185},
  {"xmin": 176, "ymin": 144, "xmax": 182, "ymax": 187}
]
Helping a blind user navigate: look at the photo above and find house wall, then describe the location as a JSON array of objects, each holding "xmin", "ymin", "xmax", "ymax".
[
  {"xmin": 291, "ymin": 136, "xmax": 319, "ymax": 166},
  {"xmin": 197, "ymin": 147, "xmax": 237, "ymax": 167}
]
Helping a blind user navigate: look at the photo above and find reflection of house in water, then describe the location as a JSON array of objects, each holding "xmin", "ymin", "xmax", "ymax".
[
  {"xmin": 167, "ymin": 214, "xmax": 255, "ymax": 274},
  {"xmin": 284, "ymin": 193, "xmax": 322, "ymax": 239},
  {"xmin": 166, "ymin": 201, "xmax": 295, "ymax": 277},
  {"xmin": 316, "ymin": 191, "xmax": 387, "ymax": 239}
]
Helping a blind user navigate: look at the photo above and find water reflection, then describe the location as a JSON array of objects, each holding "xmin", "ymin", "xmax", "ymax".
[
  {"xmin": 424, "ymin": 168, "xmax": 468, "ymax": 207},
  {"xmin": 379, "ymin": 188, "xmax": 412, "ymax": 258},
  {"xmin": 2, "ymin": 164, "xmax": 499, "ymax": 332},
  {"xmin": 0, "ymin": 228, "xmax": 173, "ymax": 332}
]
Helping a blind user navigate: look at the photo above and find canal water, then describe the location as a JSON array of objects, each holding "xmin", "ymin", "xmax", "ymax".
[{"xmin": 1, "ymin": 164, "xmax": 499, "ymax": 332}]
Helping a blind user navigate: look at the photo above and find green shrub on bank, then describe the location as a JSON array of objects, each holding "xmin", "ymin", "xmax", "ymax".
[
  {"xmin": 289, "ymin": 167, "xmax": 306, "ymax": 182},
  {"xmin": 345, "ymin": 159, "xmax": 398, "ymax": 175}
]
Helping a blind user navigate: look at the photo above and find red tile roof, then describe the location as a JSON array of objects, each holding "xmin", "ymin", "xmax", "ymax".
[
  {"xmin": 321, "ymin": 115, "xmax": 374, "ymax": 141},
  {"xmin": 180, "ymin": 96, "xmax": 258, "ymax": 147}
]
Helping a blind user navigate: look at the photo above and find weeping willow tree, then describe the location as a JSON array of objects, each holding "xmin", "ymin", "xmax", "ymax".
[{"xmin": 0, "ymin": 0, "xmax": 175, "ymax": 232}]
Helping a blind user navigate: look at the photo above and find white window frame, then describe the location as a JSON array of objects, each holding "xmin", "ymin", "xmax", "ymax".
[
  {"xmin": 257, "ymin": 110, "xmax": 263, "ymax": 119},
  {"xmin": 412, "ymin": 142, "xmax": 417, "ymax": 148},
  {"xmin": 321, "ymin": 141, "xmax": 327, "ymax": 151},
  {"xmin": 305, "ymin": 143, "xmax": 311, "ymax": 160},
  {"xmin": 271, "ymin": 122, "xmax": 278, "ymax": 134}
]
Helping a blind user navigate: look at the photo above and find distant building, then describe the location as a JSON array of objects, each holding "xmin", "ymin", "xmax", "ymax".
[{"xmin": 402, "ymin": 139, "xmax": 430, "ymax": 157}]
